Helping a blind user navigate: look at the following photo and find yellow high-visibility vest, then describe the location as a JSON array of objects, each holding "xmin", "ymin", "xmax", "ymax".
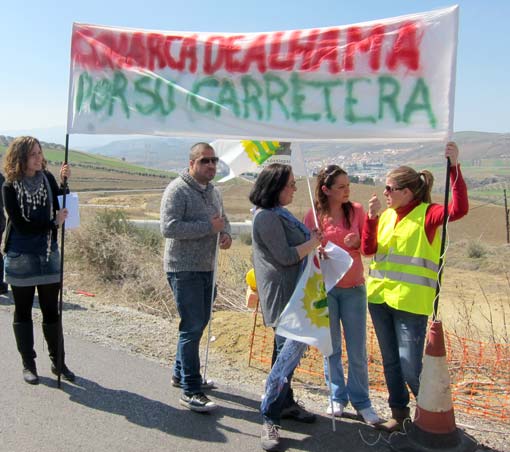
[{"xmin": 367, "ymin": 203, "xmax": 440, "ymax": 315}]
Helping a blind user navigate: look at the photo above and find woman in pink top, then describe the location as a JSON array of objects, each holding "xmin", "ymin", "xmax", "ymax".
[{"xmin": 304, "ymin": 165, "xmax": 382, "ymax": 425}]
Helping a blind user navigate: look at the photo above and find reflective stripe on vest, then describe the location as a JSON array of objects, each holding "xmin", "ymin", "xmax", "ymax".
[
  {"xmin": 367, "ymin": 203, "xmax": 441, "ymax": 316},
  {"xmin": 373, "ymin": 253, "xmax": 439, "ymax": 273},
  {"xmin": 368, "ymin": 268, "xmax": 437, "ymax": 289}
]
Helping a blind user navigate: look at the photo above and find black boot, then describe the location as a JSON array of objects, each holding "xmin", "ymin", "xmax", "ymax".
[
  {"xmin": 13, "ymin": 322, "xmax": 39, "ymax": 385},
  {"xmin": 42, "ymin": 322, "xmax": 75, "ymax": 382}
]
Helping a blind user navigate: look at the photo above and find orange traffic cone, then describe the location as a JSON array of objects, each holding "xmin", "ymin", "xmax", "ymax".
[{"xmin": 389, "ymin": 320, "xmax": 478, "ymax": 452}]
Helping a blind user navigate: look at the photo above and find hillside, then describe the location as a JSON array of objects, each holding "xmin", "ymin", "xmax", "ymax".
[
  {"xmin": 86, "ymin": 136, "xmax": 199, "ymax": 171},
  {"xmin": 1, "ymin": 133, "xmax": 508, "ymax": 206},
  {"xmin": 82, "ymin": 131, "xmax": 509, "ymax": 172},
  {"xmin": 0, "ymin": 138, "xmax": 176, "ymax": 191},
  {"xmin": 87, "ymin": 132, "xmax": 510, "ymax": 207},
  {"xmin": 3, "ymin": 131, "xmax": 508, "ymax": 181}
]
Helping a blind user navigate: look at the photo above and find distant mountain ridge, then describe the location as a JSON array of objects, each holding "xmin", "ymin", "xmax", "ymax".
[{"xmin": 2, "ymin": 131, "xmax": 509, "ymax": 173}]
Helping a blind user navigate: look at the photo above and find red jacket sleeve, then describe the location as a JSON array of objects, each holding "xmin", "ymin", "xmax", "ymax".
[
  {"xmin": 361, "ymin": 214, "xmax": 379, "ymax": 256},
  {"xmin": 425, "ymin": 165, "xmax": 469, "ymax": 242}
]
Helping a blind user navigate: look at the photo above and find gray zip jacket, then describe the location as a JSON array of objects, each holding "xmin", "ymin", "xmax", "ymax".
[{"xmin": 160, "ymin": 170, "xmax": 230, "ymax": 273}]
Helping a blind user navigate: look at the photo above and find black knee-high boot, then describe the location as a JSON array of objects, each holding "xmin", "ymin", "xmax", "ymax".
[
  {"xmin": 13, "ymin": 322, "xmax": 39, "ymax": 385},
  {"xmin": 42, "ymin": 322, "xmax": 75, "ymax": 382}
]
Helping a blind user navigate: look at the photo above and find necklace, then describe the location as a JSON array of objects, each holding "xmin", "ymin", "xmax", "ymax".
[
  {"xmin": 14, "ymin": 174, "xmax": 48, "ymax": 221},
  {"xmin": 13, "ymin": 172, "xmax": 54, "ymax": 261}
]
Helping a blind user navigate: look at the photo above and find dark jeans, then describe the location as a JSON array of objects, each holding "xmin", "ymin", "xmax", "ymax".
[
  {"xmin": 167, "ymin": 271, "xmax": 214, "ymax": 394},
  {"xmin": 12, "ymin": 283, "xmax": 61, "ymax": 324},
  {"xmin": 0, "ymin": 249, "xmax": 4, "ymax": 285},
  {"xmin": 0, "ymin": 228, "xmax": 3, "ymax": 284},
  {"xmin": 368, "ymin": 302, "xmax": 428, "ymax": 409}
]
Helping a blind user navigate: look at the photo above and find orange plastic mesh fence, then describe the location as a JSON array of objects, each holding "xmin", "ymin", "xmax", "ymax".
[{"xmin": 248, "ymin": 310, "xmax": 510, "ymax": 424}]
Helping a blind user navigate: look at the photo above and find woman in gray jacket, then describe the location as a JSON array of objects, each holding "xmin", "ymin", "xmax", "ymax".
[{"xmin": 250, "ymin": 163, "xmax": 321, "ymax": 451}]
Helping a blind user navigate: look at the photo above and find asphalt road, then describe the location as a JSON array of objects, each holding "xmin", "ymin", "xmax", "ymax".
[{"xmin": 0, "ymin": 297, "xmax": 392, "ymax": 452}]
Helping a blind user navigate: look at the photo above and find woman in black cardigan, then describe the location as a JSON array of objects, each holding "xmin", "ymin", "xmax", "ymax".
[{"xmin": 3, "ymin": 136, "xmax": 75, "ymax": 385}]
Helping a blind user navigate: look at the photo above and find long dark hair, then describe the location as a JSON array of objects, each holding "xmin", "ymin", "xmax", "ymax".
[
  {"xmin": 249, "ymin": 163, "xmax": 292, "ymax": 209},
  {"xmin": 314, "ymin": 164, "xmax": 353, "ymax": 228}
]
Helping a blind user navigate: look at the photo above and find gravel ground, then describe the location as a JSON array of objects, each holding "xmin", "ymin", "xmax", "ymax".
[{"xmin": 1, "ymin": 290, "xmax": 507, "ymax": 451}]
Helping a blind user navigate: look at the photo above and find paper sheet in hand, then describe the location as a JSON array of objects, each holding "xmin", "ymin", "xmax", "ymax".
[
  {"xmin": 57, "ymin": 193, "xmax": 80, "ymax": 229},
  {"xmin": 321, "ymin": 241, "xmax": 353, "ymax": 293}
]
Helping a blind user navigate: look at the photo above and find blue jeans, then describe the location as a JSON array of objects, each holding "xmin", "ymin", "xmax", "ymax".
[
  {"xmin": 272, "ymin": 333, "xmax": 295, "ymax": 409},
  {"xmin": 261, "ymin": 339, "xmax": 307, "ymax": 424},
  {"xmin": 167, "ymin": 271, "xmax": 214, "ymax": 394},
  {"xmin": 368, "ymin": 302, "xmax": 428, "ymax": 409},
  {"xmin": 324, "ymin": 285, "xmax": 371, "ymax": 410}
]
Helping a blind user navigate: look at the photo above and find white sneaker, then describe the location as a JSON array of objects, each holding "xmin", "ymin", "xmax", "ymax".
[
  {"xmin": 326, "ymin": 401, "xmax": 344, "ymax": 417},
  {"xmin": 357, "ymin": 406, "xmax": 383, "ymax": 425}
]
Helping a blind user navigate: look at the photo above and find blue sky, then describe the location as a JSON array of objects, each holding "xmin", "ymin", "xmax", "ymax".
[{"xmin": 1, "ymin": 0, "xmax": 509, "ymax": 145}]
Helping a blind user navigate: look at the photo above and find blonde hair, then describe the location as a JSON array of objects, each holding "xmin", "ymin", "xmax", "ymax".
[
  {"xmin": 4, "ymin": 136, "xmax": 47, "ymax": 183},
  {"xmin": 387, "ymin": 166, "xmax": 434, "ymax": 203}
]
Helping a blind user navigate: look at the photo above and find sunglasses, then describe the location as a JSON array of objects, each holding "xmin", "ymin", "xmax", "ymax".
[
  {"xmin": 384, "ymin": 185, "xmax": 403, "ymax": 193},
  {"xmin": 197, "ymin": 157, "xmax": 219, "ymax": 165}
]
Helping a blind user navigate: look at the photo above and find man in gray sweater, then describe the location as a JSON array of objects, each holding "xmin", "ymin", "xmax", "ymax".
[{"xmin": 160, "ymin": 142, "xmax": 231, "ymax": 412}]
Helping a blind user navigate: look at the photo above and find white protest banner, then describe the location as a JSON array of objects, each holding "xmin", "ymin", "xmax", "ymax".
[{"xmin": 67, "ymin": 6, "xmax": 458, "ymax": 142}]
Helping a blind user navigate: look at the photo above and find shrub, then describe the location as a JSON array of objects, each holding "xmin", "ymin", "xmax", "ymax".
[
  {"xmin": 467, "ymin": 241, "xmax": 487, "ymax": 259},
  {"xmin": 67, "ymin": 209, "xmax": 174, "ymax": 317}
]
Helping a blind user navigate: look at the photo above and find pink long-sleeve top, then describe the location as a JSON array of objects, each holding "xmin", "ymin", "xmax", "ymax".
[
  {"xmin": 304, "ymin": 202, "xmax": 366, "ymax": 288},
  {"xmin": 362, "ymin": 165, "xmax": 469, "ymax": 255}
]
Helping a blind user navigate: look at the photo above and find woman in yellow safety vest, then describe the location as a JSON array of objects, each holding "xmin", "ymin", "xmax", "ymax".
[{"xmin": 361, "ymin": 142, "xmax": 469, "ymax": 432}]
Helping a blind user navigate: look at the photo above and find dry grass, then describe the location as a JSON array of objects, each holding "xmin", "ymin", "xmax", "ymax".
[
  {"xmin": 438, "ymin": 266, "xmax": 510, "ymax": 344},
  {"xmin": 66, "ymin": 210, "xmax": 174, "ymax": 319},
  {"xmin": 80, "ymin": 192, "xmax": 163, "ymax": 220}
]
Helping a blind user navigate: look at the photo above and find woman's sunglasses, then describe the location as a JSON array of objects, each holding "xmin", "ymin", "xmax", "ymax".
[{"xmin": 384, "ymin": 185, "xmax": 403, "ymax": 193}]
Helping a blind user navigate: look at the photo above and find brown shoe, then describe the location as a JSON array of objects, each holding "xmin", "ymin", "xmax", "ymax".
[{"xmin": 375, "ymin": 407, "xmax": 410, "ymax": 432}]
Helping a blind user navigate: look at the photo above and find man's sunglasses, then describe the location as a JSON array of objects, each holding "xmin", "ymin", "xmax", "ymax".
[{"xmin": 197, "ymin": 157, "xmax": 219, "ymax": 165}]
